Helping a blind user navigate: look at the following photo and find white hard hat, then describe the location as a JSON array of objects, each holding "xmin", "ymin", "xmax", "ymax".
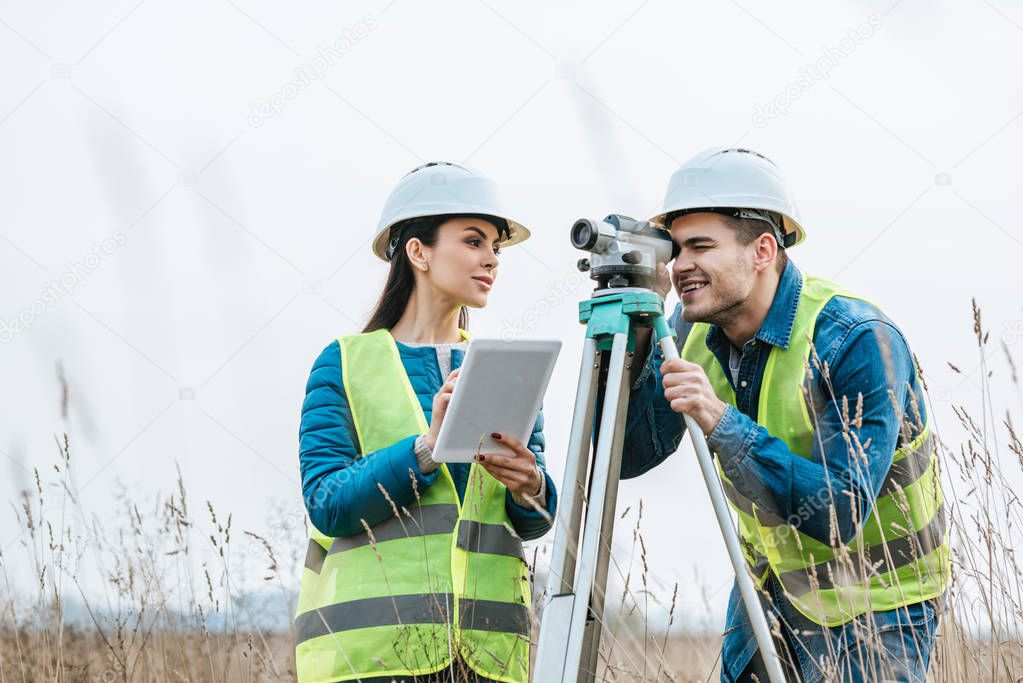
[
  {"xmin": 649, "ymin": 146, "xmax": 806, "ymax": 248},
  {"xmin": 372, "ymin": 161, "xmax": 531, "ymax": 262}
]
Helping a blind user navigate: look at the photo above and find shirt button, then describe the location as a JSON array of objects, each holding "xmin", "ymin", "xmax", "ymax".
[{"xmin": 740, "ymin": 380, "xmax": 748, "ymax": 387}]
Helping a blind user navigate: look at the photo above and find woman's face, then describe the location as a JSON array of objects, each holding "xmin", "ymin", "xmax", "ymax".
[{"xmin": 418, "ymin": 217, "xmax": 502, "ymax": 308}]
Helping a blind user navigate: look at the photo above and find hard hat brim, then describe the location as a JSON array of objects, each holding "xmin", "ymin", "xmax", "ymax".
[
  {"xmin": 649, "ymin": 208, "xmax": 806, "ymax": 249},
  {"xmin": 372, "ymin": 215, "xmax": 531, "ymax": 262}
]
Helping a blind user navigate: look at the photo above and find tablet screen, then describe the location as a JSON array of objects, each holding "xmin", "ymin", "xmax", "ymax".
[{"xmin": 432, "ymin": 338, "xmax": 561, "ymax": 463}]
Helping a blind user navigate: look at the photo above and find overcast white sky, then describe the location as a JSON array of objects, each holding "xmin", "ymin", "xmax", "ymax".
[{"xmin": 2, "ymin": 0, "xmax": 1022, "ymax": 630}]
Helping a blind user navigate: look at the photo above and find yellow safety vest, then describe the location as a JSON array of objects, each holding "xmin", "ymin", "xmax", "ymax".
[
  {"xmin": 294, "ymin": 329, "xmax": 531, "ymax": 682},
  {"xmin": 681, "ymin": 274, "xmax": 949, "ymax": 626}
]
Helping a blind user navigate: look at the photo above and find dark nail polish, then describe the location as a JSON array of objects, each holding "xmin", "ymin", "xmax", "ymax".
[
  {"xmin": 491, "ymin": 432, "xmax": 501, "ymax": 440},
  {"xmin": 477, "ymin": 454, "xmax": 486, "ymax": 461}
]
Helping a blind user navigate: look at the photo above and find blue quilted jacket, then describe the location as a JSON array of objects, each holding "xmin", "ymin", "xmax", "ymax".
[{"xmin": 299, "ymin": 338, "xmax": 558, "ymax": 542}]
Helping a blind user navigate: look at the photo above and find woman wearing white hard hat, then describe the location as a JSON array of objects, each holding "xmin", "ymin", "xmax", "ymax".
[{"xmin": 294, "ymin": 161, "xmax": 557, "ymax": 683}]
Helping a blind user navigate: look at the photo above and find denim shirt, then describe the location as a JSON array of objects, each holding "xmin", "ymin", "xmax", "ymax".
[{"xmin": 622, "ymin": 260, "xmax": 937, "ymax": 682}]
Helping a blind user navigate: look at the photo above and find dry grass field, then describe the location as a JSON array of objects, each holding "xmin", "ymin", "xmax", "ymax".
[{"xmin": 3, "ymin": 302, "xmax": 1022, "ymax": 681}]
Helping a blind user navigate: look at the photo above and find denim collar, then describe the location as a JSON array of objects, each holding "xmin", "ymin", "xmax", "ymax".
[{"xmin": 704, "ymin": 259, "xmax": 803, "ymax": 352}]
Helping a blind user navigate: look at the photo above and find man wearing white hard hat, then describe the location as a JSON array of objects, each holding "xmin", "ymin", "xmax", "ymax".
[{"xmin": 620, "ymin": 147, "xmax": 949, "ymax": 682}]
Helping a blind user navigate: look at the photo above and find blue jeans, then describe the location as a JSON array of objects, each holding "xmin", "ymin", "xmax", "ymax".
[{"xmin": 722, "ymin": 577, "xmax": 941, "ymax": 682}]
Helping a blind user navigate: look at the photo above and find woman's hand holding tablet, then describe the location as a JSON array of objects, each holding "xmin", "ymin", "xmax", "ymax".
[
  {"xmin": 422, "ymin": 367, "xmax": 460, "ymax": 452},
  {"xmin": 475, "ymin": 432, "xmax": 544, "ymax": 498},
  {"xmin": 431, "ymin": 338, "xmax": 561, "ymax": 464}
]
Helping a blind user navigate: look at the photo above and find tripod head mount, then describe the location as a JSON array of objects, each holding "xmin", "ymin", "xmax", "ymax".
[{"xmin": 571, "ymin": 214, "xmax": 677, "ymax": 291}]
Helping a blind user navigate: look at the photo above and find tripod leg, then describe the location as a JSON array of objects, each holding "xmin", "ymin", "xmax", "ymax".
[
  {"xmin": 655, "ymin": 330, "xmax": 789, "ymax": 683},
  {"xmin": 534, "ymin": 337, "xmax": 600, "ymax": 680},
  {"xmin": 561, "ymin": 332, "xmax": 631, "ymax": 683},
  {"xmin": 581, "ymin": 332, "xmax": 632, "ymax": 675},
  {"xmin": 547, "ymin": 337, "xmax": 600, "ymax": 594}
]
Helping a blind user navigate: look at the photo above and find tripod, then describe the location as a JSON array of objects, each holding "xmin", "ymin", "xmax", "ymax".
[{"xmin": 533, "ymin": 286, "xmax": 786, "ymax": 683}]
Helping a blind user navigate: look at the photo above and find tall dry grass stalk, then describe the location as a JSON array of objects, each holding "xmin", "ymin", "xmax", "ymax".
[
  {"xmin": 1, "ymin": 421, "xmax": 297, "ymax": 682},
  {"xmin": 3, "ymin": 300, "xmax": 1021, "ymax": 681}
]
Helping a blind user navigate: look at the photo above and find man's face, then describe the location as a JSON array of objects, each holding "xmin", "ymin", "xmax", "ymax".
[{"xmin": 669, "ymin": 213, "xmax": 757, "ymax": 326}]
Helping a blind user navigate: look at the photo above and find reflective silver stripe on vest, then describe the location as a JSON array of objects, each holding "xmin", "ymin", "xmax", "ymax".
[
  {"xmin": 459, "ymin": 598, "xmax": 530, "ymax": 636},
  {"xmin": 751, "ymin": 555, "xmax": 770, "ymax": 581},
  {"xmin": 294, "ymin": 595, "xmax": 529, "ymax": 644},
  {"xmin": 721, "ymin": 432, "xmax": 934, "ymax": 532},
  {"xmin": 720, "ymin": 477, "xmax": 785, "ymax": 527},
  {"xmin": 878, "ymin": 433, "xmax": 933, "ymax": 498},
  {"xmin": 295, "ymin": 593, "xmax": 453, "ymax": 644},
  {"xmin": 326, "ymin": 504, "xmax": 459, "ymax": 555},
  {"xmin": 456, "ymin": 520, "xmax": 525, "ymax": 560},
  {"xmin": 305, "ymin": 539, "xmax": 327, "ymax": 574},
  {"xmin": 780, "ymin": 505, "xmax": 947, "ymax": 594}
]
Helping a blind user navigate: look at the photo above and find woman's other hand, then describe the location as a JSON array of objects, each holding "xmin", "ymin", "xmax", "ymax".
[
  {"xmin": 423, "ymin": 368, "xmax": 460, "ymax": 450},
  {"xmin": 475, "ymin": 432, "xmax": 543, "ymax": 498}
]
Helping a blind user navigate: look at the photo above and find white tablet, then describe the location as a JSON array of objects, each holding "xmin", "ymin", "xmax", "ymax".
[{"xmin": 431, "ymin": 338, "xmax": 562, "ymax": 463}]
